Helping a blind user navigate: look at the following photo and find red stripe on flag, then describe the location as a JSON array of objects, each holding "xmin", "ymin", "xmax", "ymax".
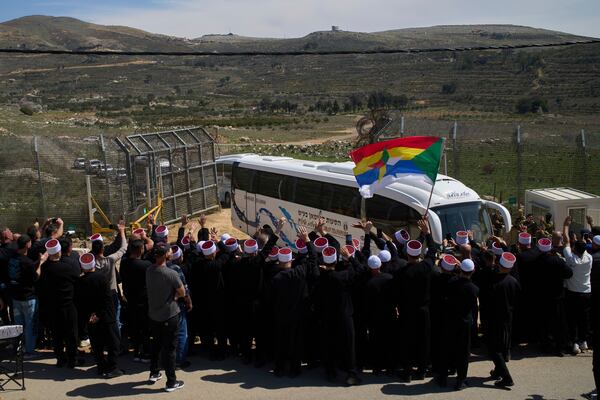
[{"xmin": 349, "ymin": 136, "xmax": 440, "ymax": 163}]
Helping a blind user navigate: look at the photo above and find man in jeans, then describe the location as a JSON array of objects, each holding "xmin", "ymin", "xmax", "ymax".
[
  {"xmin": 563, "ymin": 217, "xmax": 593, "ymax": 354},
  {"xmin": 146, "ymin": 243, "xmax": 185, "ymax": 392},
  {"xmin": 8, "ymin": 235, "xmax": 48, "ymax": 357}
]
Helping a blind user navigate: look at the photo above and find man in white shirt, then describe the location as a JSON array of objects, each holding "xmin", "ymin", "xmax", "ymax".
[{"xmin": 563, "ymin": 217, "xmax": 593, "ymax": 355}]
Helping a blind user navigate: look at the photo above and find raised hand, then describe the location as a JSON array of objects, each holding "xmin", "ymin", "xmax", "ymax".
[
  {"xmin": 297, "ymin": 226, "xmax": 310, "ymax": 243},
  {"xmin": 276, "ymin": 217, "xmax": 286, "ymax": 234},
  {"xmin": 340, "ymin": 245, "xmax": 350, "ymax": 259},
  {"xmin": 181, "ymin": 214, "xmax": 189, "ymax": 226},
  {"xmin": 315, "ymin": 217, "xmax": 327, "ymax": 235},
  {"xmin": 209, "ymin": 227, "xmax": 218, "ymax": 241},
  {"xmin": 417, "ymin": 217, "xmax": 430, "ymax": 236},
  {"xmin": 199, "ymin": 213, "xmax": 207, "ymax": 228}
]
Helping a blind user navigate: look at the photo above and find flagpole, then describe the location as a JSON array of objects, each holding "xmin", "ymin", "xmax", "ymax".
[{"xmin": 423, "ymin": 138, "xmax": 446, "ymax": 217}]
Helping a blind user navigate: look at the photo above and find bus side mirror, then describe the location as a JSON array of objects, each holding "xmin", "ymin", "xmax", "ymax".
[{"xmin": 483, "ymin": 201, "xmax": 512, "ymax": 236}]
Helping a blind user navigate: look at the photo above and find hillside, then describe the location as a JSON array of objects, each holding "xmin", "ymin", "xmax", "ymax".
[
  {"xmin": 0, "ymin": 16, "xmax": 599, "ymax": 120},
  {"xmin": 0, "ymin": 16, "xmax": 594, "ymax": 52},
  {"xmin": 0, "ymin": 15, "xmax": 192, "ymax": 51}
]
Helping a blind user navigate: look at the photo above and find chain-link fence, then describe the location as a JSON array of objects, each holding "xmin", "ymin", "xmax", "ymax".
[{"xmin": 0, "ymin": 127, "xmax": 219, "ymax": 236}]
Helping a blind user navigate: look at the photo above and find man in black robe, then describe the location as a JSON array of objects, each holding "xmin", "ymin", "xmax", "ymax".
[
  {"xmin": 271, "ymin": 227, "xmax": 318, "ymax": 378},
  {"xmin": 364, "ymin": 254, "xmax": 395, "ymax": 375},
  {"xmin": 488, "ymin": 252, "xmax": 520, "ymax": 388},
  {"xmin": 396, "ymin": 217, "xmax": 438, "ymax": 382},
  {"xmin": 438, "ymin": 258, "xmax": 479, "ymax": 391},
  {"xmin": 313, "ymin": 242, "xmax": 365, "ymax": 385},
  {"xmin": 192, "ymin": 229, "xmax": 232, "ymax": 360}
]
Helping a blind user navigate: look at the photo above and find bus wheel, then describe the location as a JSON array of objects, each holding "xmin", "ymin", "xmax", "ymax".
[{"xmin": 224, "ymin": 192, "xmax": 231, "ymax": 208}]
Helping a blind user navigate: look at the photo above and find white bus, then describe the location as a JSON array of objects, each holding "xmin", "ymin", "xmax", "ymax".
[{"xmin": 226, "ymin": 153, "xmax": 511, "ymax": 248}]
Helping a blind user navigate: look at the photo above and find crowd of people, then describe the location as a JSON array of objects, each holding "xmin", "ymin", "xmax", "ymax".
[{"xmin": 0, "ymin": 211, "xmax": 599, "ymax": 394}]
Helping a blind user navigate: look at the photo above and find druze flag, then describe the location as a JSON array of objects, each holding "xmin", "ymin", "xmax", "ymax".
[{"xmin": 349, "ymin": 136, "xmax": 444, "ymax": 198}]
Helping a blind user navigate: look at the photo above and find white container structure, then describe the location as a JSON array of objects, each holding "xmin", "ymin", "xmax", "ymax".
[{"xmin": 525, "ymin": 187, "xmax": 600, "ymax": 234}]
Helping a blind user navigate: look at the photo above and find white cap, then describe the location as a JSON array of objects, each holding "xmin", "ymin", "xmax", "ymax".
[
  {"xmin": 314, "ymin": 237, "xmax": 329, "ymax": 253},
  {"xmin": 352, "ymin": 238, "xmax": 361, "ymax": 250},
  {"xmin": 537, "ymin": 238, "xmax": 552, "ymax": 253},
  {"xmin": 155, "ymin": 225, "xmax": 169, "ymax": 239},
  {"xmin": 278, "ymin": 247, "xmax": 293, "ymax": 263},
  {"xmin": 322, "ymin": 246, "xmax": 337, "ymax": 265},
  {"xmin": 268, "ymin": 246, "xmax": 280, "ymax": 261},
  {"xmin": 460, "ymin": 258, "xmax": 475, "ymax": 272},
  {"xmin": 244, "ymin": 239, "xmax": 259, "ymax": 254},
  {"xmin": 368, "ymin": 255, "xmax": 382, "ymax": 269},
  {"xmin": 406, "ymin": 240, "xmax": 422, "ymax": 257},
  {"xmin": 295, "ymin": 239, "xmax": 308, "ymax": 254},
  {"xmin": 89, "ymin": 233, "xmax": 103, "ymax": 242},
  {"xmin": 491, "ymin": 242, "xmax": 503, "ymax": 256},
  {"xmin": 181, "ymin": 236, "xmax": 191, "ymax": 249},
  {"xmin": 201, "ymin": 241, "xmax": 217, "ymax": 256},
  {"xmin": 500, "ymin": 252, "xmax": 516, "ymax": 269},
  {"xmin": 45, "ymin": 239, "xmax": 61, "ymax": 255},
  {"xmin": 378, "ymin": 250, "xmax": 391, "ymax": 263},
  {"xmin": 593, "ymin": 235, "xmax": 600, "ymax": 246},
  {"xmin": 342, "ymin": 245, "xmax": 355, "ymax": 260},
  {"xmin": 441, "ymin": 254, "xmax": 459, "ymax": 272},
  {"xmin": 79, "ymin": 253, "xmax": 96, "ymax": 270},
  {"xmin": 395, "ymin": 229, "xmax": 410, "ymax": 244},
  {"xmin": 518, "ymin": 232, "xmax": 532, "ymax": 246},
  {"xmin": 220, "ymin": 233, "xmax": 231, "ymax": 242},
  {"xmin": 456, "ymin": 231, "xmax": 469, "ymax": 245},
  {"xmin": 224, "ymin": 238, "xmax": 239, "ymax": 252},
  {"xmin": 171, "ymin": 245, "xmax": 183, "ymax": 261},
  {"xmin": 133, "ymin": 228, "xmax": 145, "ymax": 237},
  {"xmin": 196, "ymin": 241, "xmax": 206, "ymax": 252}
]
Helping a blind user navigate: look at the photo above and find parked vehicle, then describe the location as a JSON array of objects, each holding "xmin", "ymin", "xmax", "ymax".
[
  {"xmin": 73, "ymin": 158, "xmax": 86, "ymax": 169},
  {"xmin": 114, "ymin": 167, "xmax": 127, "ymax": 182},
  {"xmin": 216, "ymin": 155, "xmax": 235, "ymax": 207},
  {"xmin": 86, "ymin": 159, "xmax": 102, "ymax": 174},
  {"xmin": 97, "ymin": 164, "xmax": 114, "ymax": 178}
]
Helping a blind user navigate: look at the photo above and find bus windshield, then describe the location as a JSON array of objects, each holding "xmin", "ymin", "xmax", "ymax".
[{"xmin": 432, "ymin": 201, "xmax": 492, "ymax": 242}]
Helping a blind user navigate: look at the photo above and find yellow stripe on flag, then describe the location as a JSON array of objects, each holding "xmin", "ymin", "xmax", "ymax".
[
  {"xmin": 353, "ymin": 146, "xmax": 425, "ymax": 175},
  {"xmin": 387, "ymin": 146, "xmax": 424, "ymax": 160},
  {"xmin": 378, "ymin": 164, "xmax": 387, "ymax": 181}
]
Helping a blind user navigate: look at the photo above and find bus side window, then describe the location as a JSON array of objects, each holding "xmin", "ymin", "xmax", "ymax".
[
  {"xmin": 330, "ymin": 185, "xmax": 361, "ymax": 218},
  {"xmin": 233, "ymin": 166, "xmax": 255, "ymax": 192},
  {"xmin": 279, "ymin": 175, "xmax": 295, "ymax": 202},
  {"xmin": 294, "ymin": 177, "xmax": 325, "ymax": 209},
  {"xmin": 366, "ymin": 195, "xmax": 420, "ymax": 238},
  {"xmin": 255, "ymin": 170, "xmax": 281, "ymax": 199},
  {"xmin": 223, "ymin": 164, "xmax": 232, "ymax": 181}
]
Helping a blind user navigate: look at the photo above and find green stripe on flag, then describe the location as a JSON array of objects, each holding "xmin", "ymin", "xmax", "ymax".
[{"xmin": 412, "ymin": 138, "xmax": 444, "ymax": 182}]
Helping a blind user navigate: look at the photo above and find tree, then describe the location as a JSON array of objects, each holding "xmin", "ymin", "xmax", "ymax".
[
  {"xmin": 516, "ymin": 96, "xmax": 548, "ymax": 114},
  {"xmin": 441, "ymin": 83, "xmax": 457, "ymax": 94}
]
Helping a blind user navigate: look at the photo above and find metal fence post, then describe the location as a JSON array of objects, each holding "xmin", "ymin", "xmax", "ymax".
[
  {"xmin": 100, "ymin": 133, "xmax": 112, "ymax": 221},
  {"xmin": 452, "ymin": 121, "xmax": 459, "ymax": 179},
  {"xmin": 400, "ymin": 116, "xmax": 405, "ymax": 138},
  {"xmin": 516, "ymin": 125, "xmax": 523, "ymax": 207},
  {"xmin": 32, "ymin": 136, "xmax": 47, "ymax": 219},
  {"xmin": 581, "ymin": 129, "xmax": 587, "ymax": 191}
]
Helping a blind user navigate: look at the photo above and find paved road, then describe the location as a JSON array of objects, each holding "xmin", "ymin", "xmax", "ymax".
[{"xmin": 4, "ymin": 346, "xmax": 594, "ymax": 400}]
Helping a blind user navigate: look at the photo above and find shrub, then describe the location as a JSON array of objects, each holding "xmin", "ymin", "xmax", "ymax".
[
  {"xmin": 441, "ymin": 83, "xmax": 457, "ymax": 94},
  {"xmin": 516, "ymin": 96, "xmax": 548, "ymax": 114}
]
